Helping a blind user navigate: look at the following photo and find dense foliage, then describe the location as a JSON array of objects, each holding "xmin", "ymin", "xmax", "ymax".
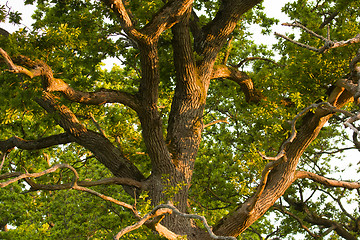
[{"xmin": 0, "ymin": 0, "xmax": 360, "ymax": 239}]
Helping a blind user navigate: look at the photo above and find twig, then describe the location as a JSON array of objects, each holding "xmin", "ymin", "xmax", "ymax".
[{"xmin": 89, "ymin": 112, "xmax": 107, "ymax": 137}]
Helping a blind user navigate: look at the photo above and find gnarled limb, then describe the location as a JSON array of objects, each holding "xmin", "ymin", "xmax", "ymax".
[
  {"xmin": 35, "ymin": 92, "xmax": 145, "ymax": 182},
  {"xmin": 295, "ymin": 171, "xmax": 360, "ymax": 189},
  {"xmin": 283, "ymin": 196, "xmax": 358, "ymax": 240},
  {"xmin": 0, "ymin": 164, "xmax": 139, "ymax": 216},
  {"xmin": 100, "ymin": 0, "xmax": 144, "ymax": 42},
  {"xmin": 102, "ymin": 0, "xmax": 193, "ymax": 42},
  {"xmin": 211, "ymin": 87, "xmax": 353, "ymax": 238},
  {"xmin": 0, "ymin": 133, "xmax": 73, "ymax": 153},
  {"xmin": 141, "ymin": 0, "xmax": 194, "ymax": 40},
  {"xmin": 273, "ymin": 204, "xmax": 320, "ymax": 238},
  {"xmin": 0, "ymin": 49, "xmax": 140, "ymax": 111},
  {"xmin": 195, "ymin": 0, "xmax": 262, "ymax": 79},
  {"xmin": 275, "ymin": 22, "xmax": 360, "ymax": 53},
  {"xmin": 115, "ymin": 204, "xmax": 236, "ymax": 240},
  {"xmin": 211, "ymin": 65, "xmax": 264, "ymax": 103}
]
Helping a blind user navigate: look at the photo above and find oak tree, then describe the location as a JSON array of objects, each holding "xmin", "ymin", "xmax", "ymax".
[{"xmin": 1, "ymin": 0, "xmax": 360, "ymax": 239}]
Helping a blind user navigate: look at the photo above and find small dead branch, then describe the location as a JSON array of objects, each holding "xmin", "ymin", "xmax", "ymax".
[
  {"xmin": 0, "ymin": 152, "xmax": 7, "ymax": 171},
  {"xmin": 89, "ymin": 112, "xmax": 107, "ymax": 137},
  {"xmin": 203, "ymin": 118, "xmax": 229, "ymax": 128},
  {"xmin": 115, "ymin": 204, "xmax": 237, "ymax": 240},
  {"xmin": 275, "ymin": 22, "xmax": 360, "ymax": 53}
]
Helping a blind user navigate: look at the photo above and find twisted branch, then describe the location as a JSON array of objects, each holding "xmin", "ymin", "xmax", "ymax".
[
  {"xmin": 0, "ymin": 164, "xmax": 140, "ymax": 214},
  {"xmin": 295, "ymin": 171, "xmax": 360, "ymax": 189},
  {"xmin": 0, "ymin": 48, "xmax": 140, "ymax": 111},
  {"xmin": 115, "ymin": 204, "xmax": 237, "ymax": 240},
  {"xmin": 273, "ymin": 204, "xmax": 320, "ymax": 238},
  {"xmin": 275, "ymin": 22, "xmax": 360, "ymax": 53}
]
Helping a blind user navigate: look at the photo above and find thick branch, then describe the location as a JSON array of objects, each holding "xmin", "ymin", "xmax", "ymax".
[
  {"xmin": 36, "ymin": 91, "xmax": 88, "ymax": 136},
  {"xmin": 0, "ymin": 49, "xmax": 140, "ymax": 111},
  {"xmin": 196, "ymin": 0, "xmax": 262, "ymax": 75},
  {"xmin": 296, "ymin": 171, "xmax": 360, "ymax": 189},
  {"xmin": 212, "ymin": 65, "xmax": 264, "ymax": 103},
  {"xmin": 0, "ymin": 133, "xmax": 73, "ymax": 153},
  {"xmin": 102, "ymin": 0, "xmax": 193, "ymax": 43},
  {"xmin": 100, "ymin": 0, "xmax": 143, "ymax": 42},
  {"xmin": 284, "ymin": 197, "xmax": 358, "ymax": 240},
  {"xmin": 141, "ymin": 0, "xmax": 194, "ymax": 40},
  {"xmin": 0, "ymin": 27, "xmax": 10, "ymax": 37},
  {"xmin": 212, "ymin": 89, "xmax": 353, "ymax": 237},
  {"xmin": 35, "ymin": 91, "xmax": 145, "ymax": 183}
]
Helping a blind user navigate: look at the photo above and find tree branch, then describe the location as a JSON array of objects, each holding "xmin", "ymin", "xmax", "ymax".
[
  {"xmin": 211, "ymin": 65, "xmax": 264, "ymax": 103},
  {"xmin": 0, "ymin": 49, "xmax": 140, "ymax": 111},
  {"xmin": 283, "ymin": 196, "xmax": 358, "ymax": 240},
  {"xmin": 275, "ymin": 22, "xmax": 360, "ymax": 53},
  {"xmin": 0, "ymin": 133, "xmax": 73, "ymax": 153},
  {"xmin": 100, "ymin": 0, "xmax": 144, "ymax": 42},
  {"xmin": 102, "ymin": 0, "xmax": 193, "ymax": 42},
  {"xmin": 115, "ymin": 204, "xmax": 237, "ymax": 240},
  {"xmin": 0, "ymin": 171, "xmax": 142, "ymax": 190},
  {"xmin": 203, "ymin": 118, "xmax": 229, "ymax": 128},
  {"xmin": 141, "ymin": 0, "xmax": 194, "ymax": 40},
  {"xmin": 0, "ymin": 163, "xmax": 78, "ymax": 188},
  {"xmin": 35, "ymin": 92, "xmax": 145, "ymax": 183},
  {"xmin": 295, "ymin": 171, "xmax": 360, "ymax": 189},
  {"xmin": 195, "ymin": 0, "xmax": 262, "ymax": 66},
  {"xmin": 0, "ymin": 164, "xmax": 139, "ymax": 216},
  {"xmin": 0, "ymin": 153, "xmax": 6, "ymax": 172},
  {"xmin": 273, "ymin": 204, "xmax": 320, "ymax": 238}
]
